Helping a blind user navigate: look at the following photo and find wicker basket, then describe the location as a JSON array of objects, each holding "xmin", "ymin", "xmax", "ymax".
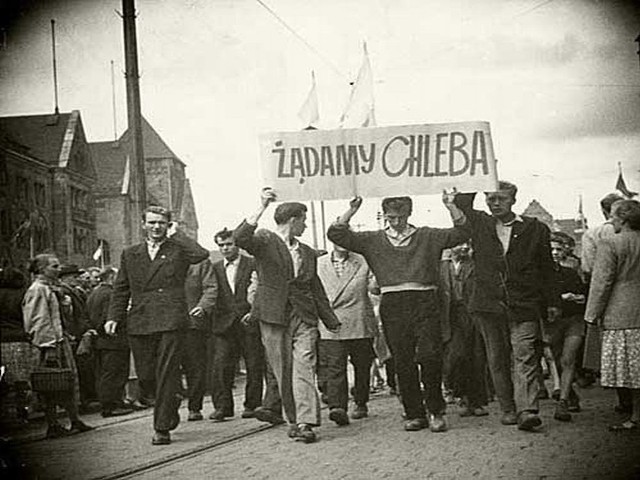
[{"xmin": 30, "ymin": 367, "xmax": 74, "ymax": 393}]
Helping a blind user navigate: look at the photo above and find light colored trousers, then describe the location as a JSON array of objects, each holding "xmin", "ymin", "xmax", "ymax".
[{"xmin": 260, "ymin": 315, "xmax": 321, "ymax": 426}]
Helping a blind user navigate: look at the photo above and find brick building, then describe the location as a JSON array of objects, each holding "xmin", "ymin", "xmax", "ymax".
[
  {"xmin": 522, "ymin": 199, "xmax": 586, "ymax": 255},
  {"xmin": 0, "ymin": 111, "xmax": 97, "ymax": 268},
  {"xmin": 89, "ymin": 117, "xmax": 199, "ymax": 265}
]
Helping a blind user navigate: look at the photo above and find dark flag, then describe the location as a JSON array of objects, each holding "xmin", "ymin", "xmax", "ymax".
[{"xmin": 615, "ymin": 170, "xmax": 638, "ymax": 199}]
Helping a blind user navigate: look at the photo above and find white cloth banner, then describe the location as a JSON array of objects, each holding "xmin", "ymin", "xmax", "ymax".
[{"xmin": 259, "ymin": 121, "xmax": 499, "ymax": 201}]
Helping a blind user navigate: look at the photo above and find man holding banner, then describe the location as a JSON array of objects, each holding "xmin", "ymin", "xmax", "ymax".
[{"xmin": 327, "ymin": 191, "xmax": 469, "ymax": 432}]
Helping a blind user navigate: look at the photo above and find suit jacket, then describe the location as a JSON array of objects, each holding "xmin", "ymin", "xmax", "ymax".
[
  {"xmin": 438, "ymin": 258, "xmax": 475, "ymax": 343},
  {"xmin": 317, "ymin": 252, "xmax": 377, "ymax": 340},
  {"xmin": 585, "ymin": 231, "xmax": 640, "ymax": 330},
  {"xmin": 454, "ymin": 196, "xmax": 558, "ymax": 318},
  {"xmin": 184, "ymin": 259, "xmax": 218, "ymax": 331},
  {"xmin": 211, "ymin": 255, "xmax": 255, "ymax": 335},
  {"xmin": 108, "ymin": 230, "xmax": 210, "ymax": 335},
  {"xmin": 87, "ymin": 283, "xmax": 129, "ymax": 350},
  {"xmin": 22, "ymin": 277, "xmax": 64, "ymax": 348},
  {"xmin": 234, "ymin": 220, "xmax": 340, "ymax": 329}
]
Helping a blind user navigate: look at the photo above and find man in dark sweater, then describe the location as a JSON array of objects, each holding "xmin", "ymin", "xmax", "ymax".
[
  {"xmin": 454, "ymin": 181, "xmax": 560, "ymax": 432},
  {"xmin": 327, "ymin": 191, "xmax": 469, "ymax": 432}
]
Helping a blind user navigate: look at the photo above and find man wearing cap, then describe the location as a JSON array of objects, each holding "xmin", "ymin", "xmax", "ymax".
[
  {"xmin": 106, "ymin": 206, "xmax": 209, "ymax": 445},
  {"xmin": 453, "ymin": 181, "xmax": 560, "ymax": 431}
]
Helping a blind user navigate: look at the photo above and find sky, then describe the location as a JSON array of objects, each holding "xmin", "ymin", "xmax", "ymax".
[{"xmin": 1, "ymin": 0, "xmax": 639, "ymax": 249}]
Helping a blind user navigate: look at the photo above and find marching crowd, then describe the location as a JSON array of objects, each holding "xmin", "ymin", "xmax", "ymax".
[{"xmin": 1, "ymin": 181, "xmax": 639, "ymax": 446}]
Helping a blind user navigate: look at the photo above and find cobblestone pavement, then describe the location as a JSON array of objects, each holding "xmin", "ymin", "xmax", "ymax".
[{"xmin": 6, "ymin": 383, "xmax": 640, "ymax": 480}]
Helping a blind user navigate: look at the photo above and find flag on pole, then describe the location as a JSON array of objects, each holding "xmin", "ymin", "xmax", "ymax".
[
  {"xmin": 615, "ymin": 163, "xmax": 638, "ymax": 199},
  {"xmin": 121, "ymin": 155, "xmax": 131, "ymax": 195},
  {"xmin": 340, "ymin": 42, "xmax": 376, "ymax": 128},
  {"xmin": 93, "ymin": 240, "xmax": 103, "ymax": 262},
  {"xmin": 298, "ymin": 71, "xmax": 320, "ymax": 128}
]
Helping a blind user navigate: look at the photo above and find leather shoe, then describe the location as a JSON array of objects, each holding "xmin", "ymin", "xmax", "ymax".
[
  {"xmin": 287, "ymin": 424, "xmax": 300, "ymax": 438},
  {"xmin": 351, "ymin": 405, "xmax": 368, "ymax": 420},
  {"xmin": 124, "ymin": 399, "xmax": 150, "ymax": 411},
  {"xmin": 46, "ymin": 424, "xmax": 69, "ymax": 439},
  {"xmin": 404, "ymin": 417, "xmax": 428, "ymax": 431},
  {"xmin": 69, "ymin": 421, "xmax": 94, "ymax": 434},
  {"xmin": 254, "ymin": 407, "xmax": 285, "ymax": 425},
  {"xmin": 429, "ymin": 414, "xmax": 447, "ymax": 433},
  {"xmin": 329, "ymin": 408, "xmax": 350, "ymax": 426},
  {"xmin": 151, "ymin": 430, "xmax": 171, "ymax": 445},
  {"xmin": 293, "ymin": 424, "xmax": 317, "ymax": 443},
  {"xmin": 473, "ymin": 406, "xmax": 489, "ymax": 417},
  {"xmin": 102, "ymin": 406, "xmax": 134, "ymax": 418},
  {"xmin": 209, "ymin": 410, "xmax": 230, "ymax": 422},
  {"xmin": 188, "ymin": 411, "xmax": 203, "ymax": 421},
  {"xmin": 241, "ymin": 409, "xmax": 256, "ymax": 419},
  {"xmin": 517, "ymin": 411, "xmax": 542, "ymax": 431},
  {"xmin": 501, "ymin": 411, "xmax": 518, "ymax": 425}
]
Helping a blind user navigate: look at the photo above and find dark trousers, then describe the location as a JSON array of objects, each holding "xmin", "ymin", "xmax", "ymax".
[
  {"xmin": 443, "ymin": 303, "xmax": 488, "ymax": 408},
  {"xmin": 380, "ymin": 290, "xmax": 445, "ymax": 419},
  {"xmin": 76, "ymin": 350, "xmax": 98, "ymax": 405},
  {"xmin": 129, "ymin": 331, "xmax": 183, "ymax": 432},
  {"xmin": 211, "ymin": 322, "xmax": 265, "ymax": 413},
  {"xmin": 476, "ymin": 307, "xmax": 542, "ymax": 414},
  {"xmin": 262, "ymin": 359, "xmax": 283, "ymax": 414},
  {"xmin": 181, "ymin": 329, "xmax": 209, "ymax": 412},
  {"xmin": 317, "ymin": 338, "xmax": 375, "ymax": 410},
  {"xmin": 96, "ymin": 348, "xmax": 130, "ymax": 410}
]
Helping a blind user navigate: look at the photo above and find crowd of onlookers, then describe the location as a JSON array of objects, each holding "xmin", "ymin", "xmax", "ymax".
[{"xmin": 1, "ymin": 184, "xmax": 639, "ymax": 446}]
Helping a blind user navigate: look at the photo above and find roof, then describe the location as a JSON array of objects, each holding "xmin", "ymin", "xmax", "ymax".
[
  {"xmin": 118, "ymin": 117, "xmax": 183, "ymax": 164},
  {"xmin": 0, "ymin": 112, "xmax": 73, "ymax": 164},
  {"xmin": 89, "ymin": 141, "xmax": 128, "ymax": 196}
]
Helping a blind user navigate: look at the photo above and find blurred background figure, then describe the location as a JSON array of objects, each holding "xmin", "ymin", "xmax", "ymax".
[{"xmin": 22, "ymin": 254, "xmax": 92, "ymax": 438}]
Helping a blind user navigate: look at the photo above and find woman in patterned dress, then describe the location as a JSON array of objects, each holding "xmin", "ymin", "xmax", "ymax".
[
  {"xmin": 585, "ymin": 199, "xmax": 640, "ymax": 431},
  {"xmin": 22, "ymin": 254, "xmax": 93, "ymax": 438}
]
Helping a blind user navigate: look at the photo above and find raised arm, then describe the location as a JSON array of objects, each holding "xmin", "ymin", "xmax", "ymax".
[
  {"xmin": 169, "ymin": 228, "xmax": 210, "ymax": 265},
  {"xmin": 234, "ymin": 187, "xmax": 277, "ymax": 256},
  {"xmin": 326, "ymin": 196, "xmax": 368, "ymax": 254}
]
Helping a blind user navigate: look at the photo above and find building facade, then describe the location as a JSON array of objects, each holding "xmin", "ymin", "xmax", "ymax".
[
  {"xmin": 0, "ymin": 111, "xmax": 97, "ymax": 269},
  {"xmin": 90, "ymin": 117, "xmax": 199, "ymax": 265}
]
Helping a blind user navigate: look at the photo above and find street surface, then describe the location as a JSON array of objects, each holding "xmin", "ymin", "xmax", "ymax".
[{"xmin": 6, "ymin": 382, "xmax": 640, "ymax": 480}]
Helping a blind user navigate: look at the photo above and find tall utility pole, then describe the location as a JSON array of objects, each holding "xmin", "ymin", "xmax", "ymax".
[
  {"xmin": 122, "ymin": 0, "xmax": 146, "ymax": 227},
  {"xmin": 50, "ymin": 19, "xmax": 60, "ymax": 115}
]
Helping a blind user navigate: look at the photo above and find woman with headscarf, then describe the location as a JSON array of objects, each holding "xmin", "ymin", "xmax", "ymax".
[
  {"xmin": 22, "ymin": 253, "xmax": 93, "ymax": 438},
  {"xmin": 585, "ymin": 199, "xmax": 640, "ymax": 431}
]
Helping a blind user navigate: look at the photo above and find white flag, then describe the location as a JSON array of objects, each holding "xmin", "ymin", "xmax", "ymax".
[
  {"xmin": 121, "ymin": 155, "xmax": 130, "ymax": 195},
  {"xmin": 93, "ymin": 241, "xmax": 103, "ymax": 261},
  {"xmin": 340, "ymin": 42, "xmax": 376, "ymax": 128},
  {"xmin": 298, "ymin": 71, "xmax": 320, "ymax": 128}
]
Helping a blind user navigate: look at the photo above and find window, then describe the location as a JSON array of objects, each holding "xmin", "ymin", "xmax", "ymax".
[
  {"xmin": 16, "ymin": 176, "xmax": 29, "ymax": 203},
  {"xmin": 34, "ymin": 182, "xmax": 46, "ymax": 207}
]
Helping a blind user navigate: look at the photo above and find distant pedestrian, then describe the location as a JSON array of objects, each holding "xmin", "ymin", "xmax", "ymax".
[
  {"xmin": 209, "ymin": 229, "xmax": 264, "ymax": 421},
  {"xmin": 22, "ymin": 254, "xmax": 93, "ymax": 438},
  {"xmin": 87, "ymin": 267, "xmax": 133, "ymax": 418},
  {"xmin": 317, "ymin": 244, "xmax": 379, "ymax": 425},
  {"xmin": 235, "ymin": 188, "xmax": 340, "ymax": 444},
  {"xmin": 546, "ymin": 232, "xmax": 587, "ymax": 422},
  {"xmin": 585, "ymin": 199, "xmax": 640, "ymax": 431},
  {"xmin": 106, "ymin": 206, "xmax": 209, "ymax": 445},
  {"xmin": 328, "ymin": 190, "xmax": 469, "ymax": 433},
  {"xmin": 182, "ymin": 258, "xmax": 217, "ymax": 422}
]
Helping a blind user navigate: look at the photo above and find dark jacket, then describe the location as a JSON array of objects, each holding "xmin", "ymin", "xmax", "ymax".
[
  {"xmin": 211, "ymin": 255, "xmax": 255, "ymax": 334},
  {"xmin": 455, "ymin": 195, "xmax": 558, "ymax": 317},
  {"xmin": 0, "ymin": 287, "xmax": 29, "ymax": 343},
  {"xmin": 108, "ymin": 230, "xmax": 210, "ymax": 335},
  {"xmin": 58, "ymin": 282, "xmax": 91, "ymax": 339},
  {"xmin": 234, "ymin": 220, "xmax": 340, "ymax": 329},
  {"xmin": 184, "ymin": 259, "xmax": 218, "ymax": 331},
  {"xmin": 87, "ymin": 283, "xmax": 129, "ymax": 350}
]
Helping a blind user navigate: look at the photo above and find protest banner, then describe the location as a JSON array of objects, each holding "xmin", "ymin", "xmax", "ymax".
[{"xmin": 259, "ymin": 121, "xmax": 499, "ymax": 201}]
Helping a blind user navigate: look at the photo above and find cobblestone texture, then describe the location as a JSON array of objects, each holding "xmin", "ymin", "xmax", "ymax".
[{"xmin": 7, "ymin": 384, "xmax": 640, "ymax": 480}]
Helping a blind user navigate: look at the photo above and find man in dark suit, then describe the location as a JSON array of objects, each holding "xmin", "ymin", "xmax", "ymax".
[
  {"xmin": 454, "ymin": 181, "xmax": 560, "ymax": 432},
  {"xmin": 209, "ymin": 228, "xmax": 263, "ymax": 421},
  {"xmin": 182, "ymin": 258, "xmax": 217, "ymax": 421},
  {"xmin": 87, "ymin": 267, "xmax": 133, "ymax": 418},
  {"xmin": 106, "ymin": 206, "xmax": 209, "ymax": 445},
  {"xmin": 234, "ymin": 188, "xmax": 341, "ymax": 444}
]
